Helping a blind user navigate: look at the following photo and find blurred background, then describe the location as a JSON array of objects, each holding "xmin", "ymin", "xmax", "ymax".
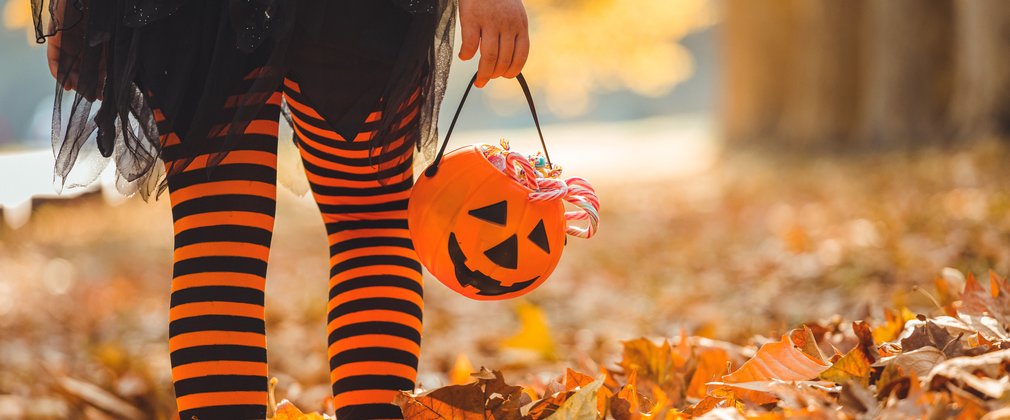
[{"xmin": 3, "ymin": 0, "xmax": 1010, "ymax": 418}]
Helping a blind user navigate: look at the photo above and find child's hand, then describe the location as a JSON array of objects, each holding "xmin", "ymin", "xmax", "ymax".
[{"xmin": 457, "ymin": 0, "xmax": 530, "ymax": 88}]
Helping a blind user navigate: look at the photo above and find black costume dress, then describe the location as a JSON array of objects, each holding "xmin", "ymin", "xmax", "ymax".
[{"xmin": 31, "ymin": 0, "xmax": 457, "ymax": 199}]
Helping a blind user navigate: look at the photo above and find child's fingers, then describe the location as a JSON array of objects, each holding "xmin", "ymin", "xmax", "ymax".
[
  {"xmin": 503, "ymin": 33, "xmax": 529, "ymax": 79},
  {"xmin": 492, "ymin": 32, "xmax": 516, "ymax": 80},
  {"xmin": 475, "ymin": 30, "xmax": 500, "ymax": 88},
  {"xmin": 458, "ymin": 21, "xmax": 480, "ymax": 61}
]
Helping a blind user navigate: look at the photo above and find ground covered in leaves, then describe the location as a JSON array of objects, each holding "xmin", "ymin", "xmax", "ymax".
[{"xmin": 3, "ymin": 140, "xmax": 1010, "ymax": 418}]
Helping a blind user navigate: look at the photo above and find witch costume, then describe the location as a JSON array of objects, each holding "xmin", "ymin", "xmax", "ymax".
[{"xmin": 33, "ymin": 1, "xmax": 458, "ymax": 418}]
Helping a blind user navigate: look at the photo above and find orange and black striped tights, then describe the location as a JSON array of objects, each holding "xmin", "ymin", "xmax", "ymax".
[{"xmin": 157, "ymin": 76, "xmax": 423, "ymax": 419}]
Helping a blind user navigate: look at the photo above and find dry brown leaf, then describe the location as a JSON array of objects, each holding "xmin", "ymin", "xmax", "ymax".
[
  {"xmin": 718, "ymin": 329, "xmax": 829, "ymax": 404},
  {"xmin": 959, "ymin": 272, "xmax": 1010, "ymax": 326},
  {"xmin": 837, "ymin": 382, "xmax": 877, "ymax": 416},
  {"xmin": 875, "ymin": 363, "xmax": 912, "ymax": 401},
  {"xmin": 875, "ymin": 346, "xmax": 946, "ymax": 378},
  {"xmin": 929, "ymin": 316, "xmax": 981, "ymax": 336},
  {"xmin": 471, "ymin": 366, "xmax": 497, "ymax": 381},
  {"xmin": 901, "ymin": 319, "xmax": 968, "ymax": 358},
  {"xmin": 394, "ymin": 383, "xmax": 486, "ymax": 420},
  {"xmin": 876, "ymin": 370, "xmax": 933, "ymax": 419},
  {"xmin": 927, "ymin": 349, "xmax": 1010, "ymax": 399},
  {"xmin": 957, "ymin": 313, "xmax": 1009, "ymax": 343},
  {"xmin": 482, "ymin": 370, "xmax": 529, "ymax": 420}
]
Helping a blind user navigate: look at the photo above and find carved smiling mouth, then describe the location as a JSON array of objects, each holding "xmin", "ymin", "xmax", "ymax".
[{"xmin": 448, "ymin": 233, "xmax": 539, "ymax": 296}]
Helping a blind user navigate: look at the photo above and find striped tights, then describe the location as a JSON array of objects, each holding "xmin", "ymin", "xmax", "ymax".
[{"xmin": 159, "ymin": 77, "xmax": 423, "ymax": 419}]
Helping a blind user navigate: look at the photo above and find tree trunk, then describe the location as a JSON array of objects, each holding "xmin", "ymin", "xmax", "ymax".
[
  {"xmin": 777, "ymin": 0, "xmax": 864, "ymax": 148},
  {"xmin": 951, "ymin": 0, "xmax": 1010, "ymax": 140},
  {"xmin": 721, "ymin": 0, "xmax": 794, "ymax": 144},
  {"xmin": 858, "ymin": 0, "xmax": 955, "ymax": 147}
]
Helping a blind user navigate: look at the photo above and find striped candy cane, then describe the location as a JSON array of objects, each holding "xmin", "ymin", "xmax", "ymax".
[
  {"xmin": 560, "ymin": 177, "xmax": 599, "ymax": 238},
  {"xmin": 484, "ymin": 144, "xmax": 600, "ymax": 239},
  {"xmin": 505, "ymin": 151, "xmax": 538, "ymax": 189},
  {"xmin": 528, "ymin": 176, "xmax": 598, "ymax": 239}
]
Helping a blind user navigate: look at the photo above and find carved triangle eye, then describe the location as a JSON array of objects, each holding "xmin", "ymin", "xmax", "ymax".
[
  {"xmin": 468, "ymin": 200, "xmax": 507, "ymax": 226},
  {"xmin": 527, "ymin": 220, "xmax": 550, "ymax": 253},
  {"xmin": 484, "ymin": 234, "xmax": 518, "ymax": 269}
]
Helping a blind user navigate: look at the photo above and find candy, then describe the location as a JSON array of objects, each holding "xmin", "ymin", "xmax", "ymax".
[{"xmin": 478, "ymin": 140, "xmax": 599, "ymax": 239}]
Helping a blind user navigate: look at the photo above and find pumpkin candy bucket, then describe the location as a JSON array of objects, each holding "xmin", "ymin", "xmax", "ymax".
[{"xmin": 408, "ymin": 73, "xmax": 599, "ymax": 300}]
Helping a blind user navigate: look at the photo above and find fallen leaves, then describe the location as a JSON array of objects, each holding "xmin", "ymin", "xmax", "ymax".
[
  {"xmin": 876, "ymin": 346, "xmax": 946, "ymax": 378},
  {"xmin": 395, "ymin": 368, "xmax": 533, "ymax": 420},
  {"xmin": 386, "ymin": 269, "xmax": 1010, "ymax": 418},
  {"xmin": 819, "ymin": 323, "xmax": 876, "ymax": 386},
  {"xmin": 927, "ymin": 349, "xmax": 1010, "ymax": 399},
  {"xmin": 715, "ymin": 327, "xmax": 829, "ymax": 404}
]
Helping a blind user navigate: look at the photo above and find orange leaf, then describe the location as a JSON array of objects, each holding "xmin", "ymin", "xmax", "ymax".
[
  {"xmin": 610, "ymin": 370, "xmax": 641, "ymax": 420},
  {"xmin": 450, "ymin": 353, "xmax": 475, "ymax": 385},
  {"xmin": 687, "ymin": 347, "xmax": 730, "ymax": 399},
  {"xmin": 271, "ymin": 400, "xmax": 328, "ymax": 420},
  {"xmin": 619, "ymin": 338, "xmax": 687, "ymax": 395},
  {"xmin": 720, "ymin": 329, "xmax": 829, "ymax": 404},
  {"xmin": 647, "ymin": 384, "xmax": 670, "ymax": 416},
  {"xmin": 872, "ymin": 307, "xmax": 916, "ymax": 343},
  {"xmin": 565, "ymin": 368, "xmax": 595, "ymax": 392},
  {"xmin": 501, "ymin": 302, "xmax": 558, "ymax": 361},
  {"xmin": 688, "ymin": 396, "xmax": 724, "ymax": 417}
]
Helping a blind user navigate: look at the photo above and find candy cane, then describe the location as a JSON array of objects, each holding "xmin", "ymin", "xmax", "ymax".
[
  {"xmin": 482, "ymin": 144, "xmax": 600, "ymax": 239},
  {"xmin": 529, "ymin": 178, "xmax": 567, "ymax": 201},
  {"xmin": 562, "ymin": 177, "xmax": 599, "ymax": 238},
  {"xmin": 505, "ymin": 151, "xmax": 538, "ymax": 189}
]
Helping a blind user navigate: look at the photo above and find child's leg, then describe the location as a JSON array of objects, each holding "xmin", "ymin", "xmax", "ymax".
[
  {"xmin": 158, "ymin": 90, "xmax": 282, "ymax": 419},
  {"xmin": 282, "ymin": 77, "xmax": 423, "ymax": 419}
]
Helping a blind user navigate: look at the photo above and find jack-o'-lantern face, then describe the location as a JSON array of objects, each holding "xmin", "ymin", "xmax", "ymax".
[{"xmin": 408, "ymin": 145, "xmax": 567, "ymax": 300}]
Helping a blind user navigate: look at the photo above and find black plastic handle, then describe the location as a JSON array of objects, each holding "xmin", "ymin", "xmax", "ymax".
[{"xmin": 424, "ymin": 72, "xmax": 552, "ymax": 177}]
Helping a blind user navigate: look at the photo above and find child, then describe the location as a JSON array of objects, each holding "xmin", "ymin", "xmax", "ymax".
[{"xmin": 34, "ymin": 0, "xmax": 530, "ymax": 418}]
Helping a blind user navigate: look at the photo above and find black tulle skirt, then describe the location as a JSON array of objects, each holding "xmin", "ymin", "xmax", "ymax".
[{"xmin": 32, "ymin": 0, "xmax": 456, "ymax": 199}]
